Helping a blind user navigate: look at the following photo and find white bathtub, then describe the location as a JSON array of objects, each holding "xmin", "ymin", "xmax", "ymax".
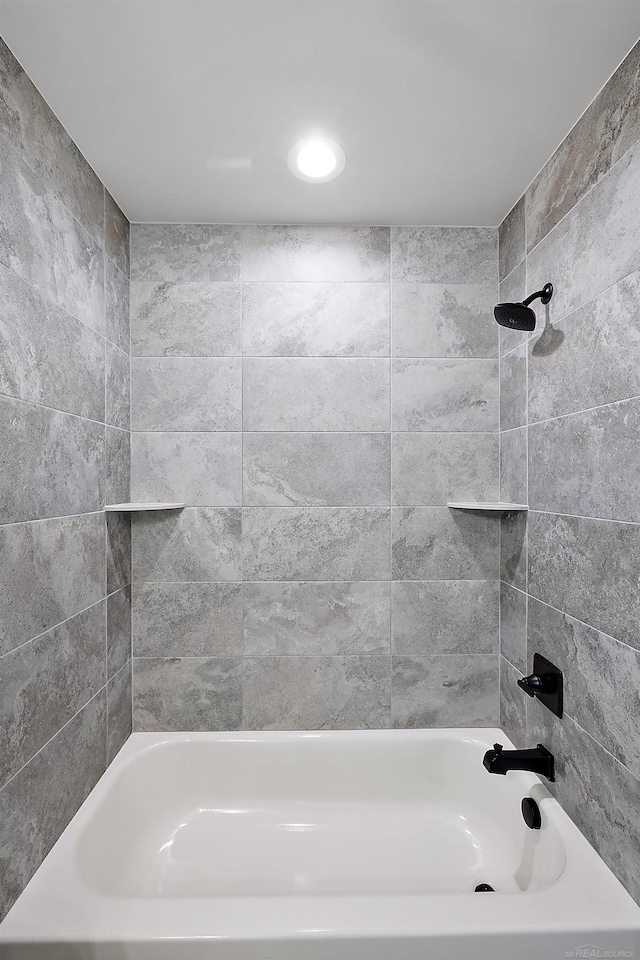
[{"xmin": 1, "ymin": 728, "xmax": 639, "ymax": 959}]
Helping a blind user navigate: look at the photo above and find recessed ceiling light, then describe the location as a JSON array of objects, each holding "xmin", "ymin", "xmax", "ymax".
[{"xmin": 287, "ymin": 138, "xmax": 346, "ymax": 183}]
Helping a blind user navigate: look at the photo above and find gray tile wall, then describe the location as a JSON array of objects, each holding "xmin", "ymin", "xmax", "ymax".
[
  {"xmin": 130, "ymin": 223, "xmax": 500, "ymax": 732},
  {"xmin": 0, "ymin": 39, "xmax": 132, "ymax": 920},
  {"xmin": 498, "ymin": 39, "xmax": 640, "ymax": 905}
]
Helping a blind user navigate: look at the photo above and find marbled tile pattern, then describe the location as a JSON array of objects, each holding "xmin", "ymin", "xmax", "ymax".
[
  {"xmin": 391, "ymin": 656, "xmax": 499, "ymax": 728},
  {"xmin": 130, "ymin": 223, "xmax": 241, "ymax": 281},
  {"xmin": 129, "ymin": 222, "xmax": 502, "ymax": 740},
  {"xmin": 0, "ymin": 692, "xmax": 107, "ymax": 919},
  {"xmin": 527, "ymin": 139, "xmax": 640, "ymax": 324},
  {"xmin": 0, "ymin": 261, "xmax": 105, "ymax": 420},
  {"xmin": 528, "ymin": 597, "xmax": 640, "ymax": 778},
  {"xmin": 243, "ymin": 358, "xmax": 390, "ymax": 432},
  {"xmin": 243, "ymin": 582, "xmax": 390, "ymax": 656},
  {"xmin": 0, "ymin": 513, "xmax": 105, "ymax": 657},
  {"xmin": 392, "ymin": 359, "xmax": 499, "ymax": 432},
  {"xmin": 391, "ymin": 581, "xmax": 498, "ymax": 655},
  {"xmin": 526, "ymin": 41, "xmax": 640, "ymax": 253},
  {"xmin": 391, "ymin": 433, "xmax": 498, "ymax": 505},
  {"xmin": 498, "ymin": 196, "xmax": 525, "ymax": 281},
  {"xmin": 133, "ymin": 583, "xmax": 242, "ymax": 657},
  {"xmin": 243, "ymin": 282, "xmax": 389, "ymax": 357},
  {"xmin": 243, "ymin": 508, "xmax": 390, "ymax": 581},
  {"xmin": 132, "ymin": 432, "xmax": 242, "ymax": 506},
  {"xmin": 131, "ymin": 282, "xmax": 241, "ymax": 357},
  {"xmin": 243, "ymin": 656, "xmax": 391, "ymax": 730},
  {"xmin": 133, "ymin": 508, "xmax": 242, "ymax": 583},
  {"xmin": 499, "ymin": 47, "xmax": 640, "ymax": 906},
  {"xmin": 392, "ymin": 508, "xmax": 499, "ymax": 581},
  {"xmin": 528, "ymin": 270, "xmax": 640, "ymax": 423},
  {"xmin": 499, "ymin": 582, "xmax": 527, "ymax": 673},
  {"xmin": 242, "ymin": 225, "xmax": 390, "ymax": 282},
  {"xmin": 0, "ymin": 602, "xmax": 105, "ymax": 786},
  {"xmin": 391, "ymin": 283, "xmax": 497, "ymax": 359},
  {"xmin": 0, "ymin": 39, "xmax": 132, "ymax": 923},
  {"xmin": 528, "ymin": 399, "xmax": 640, "ymax": 523},
  {"xmin": 391, "ymin": 227, "xmax": 497, "ymax": 284},
  {"xmin": 0, "ymin": 396, "xmax": 104, "ymax": 524},
  {"xmin": 133, "ymin": 658, "xmax": 242, "ymax": 731},
  {"xmin": 243, "ymin": 433, "xmax": 390, "ymax": 506},
  {"xmin": 132, "ymin": 357, "xmax": 241, "ymax": 431}
]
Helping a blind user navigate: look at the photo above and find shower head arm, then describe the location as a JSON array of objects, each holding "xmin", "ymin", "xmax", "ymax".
[{"xmin": 523, "ymin": 283, "xmax": 553, "ymax": 307}]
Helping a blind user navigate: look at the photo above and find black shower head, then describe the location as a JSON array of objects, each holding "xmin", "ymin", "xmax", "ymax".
[{"xmin": 494, "ymin": 283, "xmax": 553, "ymax": 331}]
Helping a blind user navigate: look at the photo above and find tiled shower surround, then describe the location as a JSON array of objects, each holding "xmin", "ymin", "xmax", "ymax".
[
  {"xmin": 129, "ymin": 223, "xmax": 501, "ymax": 730},
  {"xmin": 499, "ymin": 40, "xmax": 640, "ymax": 904},
  {"xmin": 0, "ymin": 40, "xmax": 132, "ymax": 919}
]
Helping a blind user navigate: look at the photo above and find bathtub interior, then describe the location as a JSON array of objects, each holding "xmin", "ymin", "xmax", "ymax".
[{"xmin": 74, "ymin": 732, "xmax": 566, "ymax": 898}]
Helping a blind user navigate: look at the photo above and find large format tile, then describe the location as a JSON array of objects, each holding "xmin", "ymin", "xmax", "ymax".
[
  {"xmin": 0, "ymin": 261, "xmax": 104, "ymax": 421},
  {"xmin": 0, "ymin": 601, "xmax": 105, "ymax": 787},
  {"xmin": 105, "ymin": 426, "xmax": 130, "ymax": 505},
  {"xmin": 391, "ymin": 433, "xmax": 498, "ymax": 505},
  {"xmin": 391, "ymin": 283, "xmax": 496, "ymax": 359},
  {"xmin": 392, "ymin": 507, "xmax": 499, "ymax": 581},
  {"xmin": 105, "ymin": 256, "xmax": 129, "ymax": 352},
  {"xmin": 131, "ymin": 358, "xmax": 241, "ymax": 431},
  {"xmin": 500, "ymin": 427, "xmax": 527, "ymax": 505},
  {"xmin": 107, "ymin": 586, "xmax": 131, "ymax": 679},
  {"xmin": 391, "ymin": 655, "xmax": 499, "ymax": 727},
  {"xmin": 243, "ymin": 582, "xmax": 391, "ymax": 655},
  {"xmin": 391, "ymin": 227, "xmax": 497, "ymax": 284},
  {"xmin": 500, "ymin": 582, "xmax": 527, "ymax": 672},
  {"xmin": 498, "ymin": 260, "xmax": 529, "ymax": 357},
  {"xmin": 0, "ymin": 395, "xmax": 104, "ymax": 524},
  {"xmin": 131, "ymin": 507, "xmax": 242, "ymax": 582},
  {"xmin": 243, "ymin": 656, "xmax": 391, "ymax": 730},
  {"xmin": 500, "ymin": 511, "xmax": 527, "ymax": 591},
  {"xmin": 528, "ymin": 399, "xmax": 640, "ymax": 523},
  {"xmin": 528, "ymin": 271, "xmax": 640, "ymax": 423},
  {"xmin": 242, "ymin": 507, "xmax": 390, "ymax": 581},
  {"xmin": 130, "ymin": 223, "xmax": 241, "ymax": 281},
  {"xmin": 131, "ymin": 281, "xmax": 241, "ymax": 357},
  {"xmin": 499, "ymin": 344, "xmax": 526, "ymax": 431},
  {"xmin": 0, "ymin": 136, "xmax": 104, "ymax": 331},
  {"xmin": 243, "ymin": 432, "xmax": 390, "ymax": 506},
  {"xmin": 527, "ymin": 700, "xmax": 640, "ymax": 905},
  {"xmin": 500, "ymin": 657, "xmax": 526, "ymax": 748},
  {"xmin": 0, "ymin": 38, "xmax": 104, "ymax": 244},
  {"xmin": 0, "ymin": 691, "xmax": 106, "ymax": 920},
  {"xmin": 106, "ymin": 512, "xmax": 131, "ymax": 595},
  {"xmin": 527, "ymin": 139, "xmax": 640, "ymax": 323},
  {"xmin": 242, "ymin": 225, "xmax": 389, "ymax": 282},
  {"xmin": 392, "ymin": 359, "xmax": 499, "ymax": 432},
  {"xmin": 526, "ymin": 41, "xmax": 640, "ymax": 252},
  {"xmin": 243, "ymin": 282, "xmax": 389, "ymax": 357},
  {"xmin": 391, "ymin": 580, "xmax": 498, "ymax": 655},
  {"xmin": 528, "ymin": 597, "xmax": 640, "ymax": 779},
  {"xmin": 133, "ymin": 582, "xmax": 242, "ymax": 657},
  {"xmin": 133, "ymin": 657, "xmax": 242, "ymax": 731},
  {"xmin": 499, "ymin": 196, "xmax": 525, "ymax": 281},
  {"xmin": 528, "ymin": 511, "xmax": 640, "ymax": 649},
  {"xmin": 107, "ymin": 661, "xmax": 132, "ymax": 763},
  {"xmin": 105, "ymin": 191, "xmax": 130, "ymax": 277},
  {"xmin": 243, "ymin": 358, "xmax": 389, "ymax": 431},
  {"xmin": 105, "ymin": 342, "xmax": 130, "ymax": 431},
  {"xmin": 0, "ymin": 513, "xmax": 105, "ymax": 657},
  {"xmin": 132, "ymin": 433, "xmax": 242, "ymax": 506}
]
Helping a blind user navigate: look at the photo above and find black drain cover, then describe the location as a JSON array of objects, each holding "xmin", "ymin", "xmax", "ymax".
[{"xmin": 474, "ymin": 883, "xmax": 495, "ymax": 892}]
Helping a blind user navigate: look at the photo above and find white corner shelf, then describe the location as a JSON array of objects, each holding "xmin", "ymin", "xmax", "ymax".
[
  {"xmin": 447, "ymin": 502, "xmax": 528, "ymax": 511},
  {"xmin": 104, "ymin": 502, "xmax": 186, "ymax": 512}
]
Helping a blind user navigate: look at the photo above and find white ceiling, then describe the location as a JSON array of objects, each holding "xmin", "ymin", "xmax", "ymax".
[{"xmin": 1, "ymin": 1, "xmax": 640, "ymax": 225}]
